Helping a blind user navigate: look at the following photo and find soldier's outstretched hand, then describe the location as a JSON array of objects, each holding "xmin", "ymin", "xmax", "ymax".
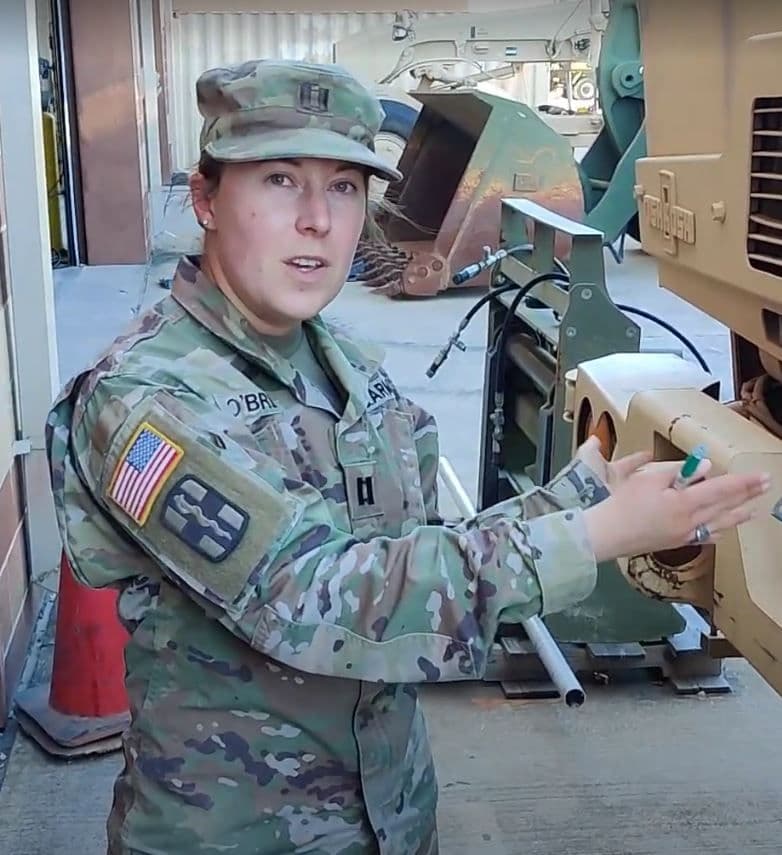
[
  {"xmin": 581, "ymin": 457, "xmax": 771, "ymax": 562},
  {"xmin": 574, "ymin": 434, "xmax": 652, "ymax": 492}
]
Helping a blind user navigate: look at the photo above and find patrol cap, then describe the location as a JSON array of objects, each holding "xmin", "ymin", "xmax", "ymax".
[{"xmin": 196, "ymin": 58, "xmax": 403, "ymax": 182}]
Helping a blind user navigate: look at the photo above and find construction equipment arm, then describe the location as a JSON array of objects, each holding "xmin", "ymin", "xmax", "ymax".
[{"xmin": 335, "ymin": 1, "xmax": 603, "ymax": 90}]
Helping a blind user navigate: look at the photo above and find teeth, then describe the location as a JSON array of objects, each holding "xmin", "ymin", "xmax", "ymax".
[{"xmin": 291, "ymin": 258, "xmax": 322, "ymax": 268}]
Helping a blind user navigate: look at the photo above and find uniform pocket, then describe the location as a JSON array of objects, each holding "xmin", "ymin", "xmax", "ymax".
[
  {"xmin": 373, "ymin": 408, "xmax": 428, "ymax": 535},
  {"xmin": 250, "ymin": 417, "xmax": 301, "ymax": 474}
]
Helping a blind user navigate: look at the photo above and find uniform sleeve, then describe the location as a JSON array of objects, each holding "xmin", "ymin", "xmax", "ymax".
[
  {"xmin": 468, "ymin": 459, "xmax": 611, "ymax": 525},
  {"xmin": 70, "ymin": 378, "xmax": 597, "ymax": 684},
  {"xmin": 398, "ymin": 396, "xmax": 609, "ymax": 524},
  {"xmin": 544, "ymin": 459, "xmax": 611, "ymax": 509},
  {"xmin": 399, "ymin": 397, "xmax": 441, "ymax": 524}
]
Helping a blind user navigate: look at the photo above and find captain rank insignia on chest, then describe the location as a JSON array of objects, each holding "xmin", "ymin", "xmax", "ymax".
[{"xmin": 345, "ymin": 462, "xmax": 382, "ymax": 521}]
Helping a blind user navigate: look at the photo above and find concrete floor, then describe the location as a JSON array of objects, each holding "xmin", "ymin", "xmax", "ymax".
[{"xmin": 2, "ymin": 239, "xmax": 782, "ymax": 854}]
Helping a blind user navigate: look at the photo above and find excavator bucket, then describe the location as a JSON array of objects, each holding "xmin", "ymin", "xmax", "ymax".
[{"xmin": 358, "ymin": 89, "xmax": 585, "ymax": 298}]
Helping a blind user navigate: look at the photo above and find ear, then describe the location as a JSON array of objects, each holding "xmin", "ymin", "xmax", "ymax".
[{"xmin": 189, "ymin": 171, "xmax": 215, "ymax": 229}]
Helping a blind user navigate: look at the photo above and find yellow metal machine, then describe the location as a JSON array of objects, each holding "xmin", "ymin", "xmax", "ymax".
[{"xmin": 568, "ymin": 0, "xmax": 782, "ymax": 696}]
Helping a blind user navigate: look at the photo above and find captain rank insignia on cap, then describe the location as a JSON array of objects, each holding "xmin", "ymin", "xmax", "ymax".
[{"xmin": 299, "ymin": 81, "xmax": 329, "ymax": 113}]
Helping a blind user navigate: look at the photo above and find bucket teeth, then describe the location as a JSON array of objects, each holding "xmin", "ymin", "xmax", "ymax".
[
  {"xmin": 372, "ymin": 277, "xmax": 408, "ymax": 298},
  {"xmin": 351, "ymin": 240, "xmax": 409, "ymax": 292}
]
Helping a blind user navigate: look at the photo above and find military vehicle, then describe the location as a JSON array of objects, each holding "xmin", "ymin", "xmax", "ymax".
[{"xmin": 433, "ymin": 0, "xmax": 782, "ymax": 703}]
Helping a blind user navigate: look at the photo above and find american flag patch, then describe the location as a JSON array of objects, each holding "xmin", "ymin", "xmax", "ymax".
[{"xmin": 108, "ymin": 423, "xmax": 183, "ymax": 525}]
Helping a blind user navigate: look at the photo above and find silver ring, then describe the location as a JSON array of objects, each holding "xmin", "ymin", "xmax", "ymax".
[{"xmin": 691, "ymin": 523, "xmax": 710, "ymax": 544}]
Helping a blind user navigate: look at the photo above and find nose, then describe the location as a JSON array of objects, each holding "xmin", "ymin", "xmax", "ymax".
[{"xmin": 296, "ymin": 184, "xmax": 331, "ymax": 236}]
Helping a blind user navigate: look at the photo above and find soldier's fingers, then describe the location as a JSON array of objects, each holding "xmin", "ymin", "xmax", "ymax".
[
  {"xmin": 611, "ymin": 450, "xmax": 653, "ymax": 480},
  {"xmin": 578, "ymin": 435, "xmax": 601, "ymax": 454},
  {"xmin": 693, "ymin": 504, "xmax": 759, "ymax": 540},
  {"xmin": 641, "ymin": 460, "xmax": 687, "ymax": 482},
  {"xmin": 685, "ymin": 472, "xmax": 770, "ymax": 514}
]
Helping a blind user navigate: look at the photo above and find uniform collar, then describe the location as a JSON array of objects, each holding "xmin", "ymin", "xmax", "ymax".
[{"xmin": 170, "ymin": 255, "xmax": 385, "ymax": 419}]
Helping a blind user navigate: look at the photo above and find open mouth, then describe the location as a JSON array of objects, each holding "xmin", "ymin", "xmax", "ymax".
[{"xmin": 286, "ymin": 256, "xmax": 329, "ymax": 273}]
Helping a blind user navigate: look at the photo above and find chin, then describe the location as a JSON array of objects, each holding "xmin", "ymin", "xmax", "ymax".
[
  {"xmin": 294, "ymin": 280, "xmax": 345, "ymax": 315},
  {"xmin": 279, "ymin": 291, "xmax": 338, "ymax": 323}
]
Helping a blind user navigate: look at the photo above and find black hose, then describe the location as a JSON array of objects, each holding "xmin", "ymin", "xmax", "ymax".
[
  {"xmin": 450, "ymin": 243, "xmax": 532, "ymax": 286},
  {"xmin": 491, "ymin": 272, "xmax": 570, "ymax": 386},
  {"xmin": 615, "ymin": 304, "xmax": 710, "ymax": 373},
  {"xmin": 426, "ymin": 281, "xmax": 519, "ymax": 377},
  {"xmin": 487, "ymin": 272, "xmax": 570, "ymax": 460},
  {"xmin": 428, "ymin": 252, "xmax": 711, "ymax": 380}
]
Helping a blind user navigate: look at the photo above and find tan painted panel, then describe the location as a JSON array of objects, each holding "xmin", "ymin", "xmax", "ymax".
[
  {"xmin": 638, "ymin": 0, "xmax": 727, "ymax": 157},
  {"xmin": 607, "ymin": 0, "xmax": 782, "ymax": 698},
  {"xmin": 635, "ymin": 0, "xmax": 782, "ymax": 355}
]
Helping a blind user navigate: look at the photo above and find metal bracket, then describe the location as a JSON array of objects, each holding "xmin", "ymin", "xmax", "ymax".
[{"xmin": 13, "ymin": 438, "xmax": 31, "ymax": 457}]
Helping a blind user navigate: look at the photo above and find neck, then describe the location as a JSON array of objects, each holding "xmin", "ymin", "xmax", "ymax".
[{"xmin": 201, "ymin": 247, "xmax": 301, "ymax": 338}]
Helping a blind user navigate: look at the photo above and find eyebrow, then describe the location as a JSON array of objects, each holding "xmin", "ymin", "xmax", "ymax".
[{"xmin": 276, "ymin": 158, "xmax": 362, "ymax": 173}]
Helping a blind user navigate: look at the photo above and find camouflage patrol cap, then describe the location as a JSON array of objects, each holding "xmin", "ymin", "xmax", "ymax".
[{"xmin": 196, "ymin": 58, "xmax": 402, "ymax": 182}]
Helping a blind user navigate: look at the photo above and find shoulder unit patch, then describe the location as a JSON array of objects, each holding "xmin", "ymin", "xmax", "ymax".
[
  {"xmin": 108, "ymin": 422, "xmax": 183, "ymax": 525},
  {"xmin": 160, "ymin": 476, "xmax": 249, "ymax": 563}
]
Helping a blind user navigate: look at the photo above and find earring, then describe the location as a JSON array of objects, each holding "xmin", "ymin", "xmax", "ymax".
[{"xmin": 200, "ymin": 219, "xmax": 210, "ymax": 228}]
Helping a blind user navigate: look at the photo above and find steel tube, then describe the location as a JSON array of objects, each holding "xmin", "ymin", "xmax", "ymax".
[
  {"xmin": 437, "ymin": 456, "xmax": 586, "ymax": 707},
  {"xmin": 506, "ymin": 335, "xmax": 557, "ymax": 394}
]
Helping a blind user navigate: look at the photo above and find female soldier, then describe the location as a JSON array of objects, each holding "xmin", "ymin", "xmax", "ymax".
[{"xmin": 46, "ymin": 59, "xmax": 768, "ymax": 854}]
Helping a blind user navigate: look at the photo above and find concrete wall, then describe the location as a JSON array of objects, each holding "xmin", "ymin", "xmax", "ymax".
[
  {"xmin": 0, "ymin": 148, "xmax": 38, "ymax": 728},
  {"xmin": 0, "ymin": 0, "xmax": 62, "ymax": 726}
]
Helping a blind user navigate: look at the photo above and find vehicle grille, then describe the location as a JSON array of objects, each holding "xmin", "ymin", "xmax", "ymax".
[{"xmin": 748, "ymin": 96, "xmax": 782, "ymax": 278}]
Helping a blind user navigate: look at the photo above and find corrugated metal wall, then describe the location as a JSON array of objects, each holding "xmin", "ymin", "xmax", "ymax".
[
  {"xmin": 169, "ymin": 11, "xmax": 434, "ymax": 171},
  {"xmin": 165, "ymin": 9, "xmax": 555, "ymax": 174}
]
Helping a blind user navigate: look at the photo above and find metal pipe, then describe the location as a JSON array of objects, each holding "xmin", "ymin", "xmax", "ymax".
[
  {"xmin": 437, "ymin": 456, "xmax": 586, "ymax": 707},
  {"xmin": 514, "ymin": 392, "xmax": 545, "ymax": 441},
  {"xmin": 506, "ymin": 335, "xmax": 556, "ymax": 395}
]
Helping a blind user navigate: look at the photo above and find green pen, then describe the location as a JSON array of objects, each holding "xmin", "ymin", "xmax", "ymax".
[{"xmin": 673, "ymin": 444, "xmax": 708, "ymax": 490}]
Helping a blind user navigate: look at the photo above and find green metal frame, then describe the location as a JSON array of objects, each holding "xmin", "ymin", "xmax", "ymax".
[
  {"xmin": 477, "ymin": 199, "xmax": 686, "ymax": 644},
  {"xmin": 579, "ymin": 0, "xmax": 646, "ymax": 245}
]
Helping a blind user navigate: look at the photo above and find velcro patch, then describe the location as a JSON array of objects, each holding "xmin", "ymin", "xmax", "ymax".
[
  {"xmin": 161, "ymin": 476, "xmax": 249, "ymax": 563},
  {"xmin": 108, "ymin": 422, "xmax": 183, "ymax": 525},
  {"xmin": 366, "ymin": 375, "xmax": 397, "ymax": 410},
  {"xmin": 100, "ymin": 393, "xmax": 301, "ymax": 610}
]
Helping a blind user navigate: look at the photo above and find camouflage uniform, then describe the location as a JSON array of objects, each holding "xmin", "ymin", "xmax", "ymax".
[{"xmin": 45, "ymin": 60, "xmax": 607, "ymax": 854}]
